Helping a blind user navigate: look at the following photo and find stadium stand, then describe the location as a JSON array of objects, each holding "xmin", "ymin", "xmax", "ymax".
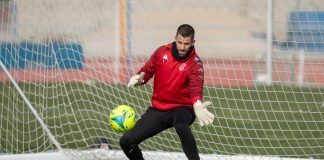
[{"xmin": 285, "ymin": 11, "xmax": 324, "ymax": 53}]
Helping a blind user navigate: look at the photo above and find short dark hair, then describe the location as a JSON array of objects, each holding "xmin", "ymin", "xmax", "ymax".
[{"xmin": 176, "ymin": 24, "xmax": 195, "ymax": 39}]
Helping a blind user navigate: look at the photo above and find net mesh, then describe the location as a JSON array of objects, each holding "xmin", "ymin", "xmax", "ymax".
[{"xmin": 0, "ymin": 0, "xmax": 324, "ymax": 159}]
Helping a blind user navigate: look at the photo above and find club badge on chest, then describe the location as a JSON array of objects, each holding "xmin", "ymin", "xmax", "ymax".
[{"xmin": 179, "ymin": 63, "xmax": 186, "ymax": 71}]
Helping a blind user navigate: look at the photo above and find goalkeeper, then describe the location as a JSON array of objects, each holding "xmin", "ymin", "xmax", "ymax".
[{"xmin": 120, "ymin": 24, "xmax": 214, "ymax": 160}]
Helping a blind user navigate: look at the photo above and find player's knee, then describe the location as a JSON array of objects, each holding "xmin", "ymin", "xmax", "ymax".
[
  {"xmin": 174, "ymin": 123, "xmax": 191, "ymax": 136},
  {"xmin": 119, "ymin": 135, "xmax": 132, "ymax": 148}
]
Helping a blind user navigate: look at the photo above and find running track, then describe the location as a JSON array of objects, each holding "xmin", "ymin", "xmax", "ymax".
[{"xmin": 0, "ymin": 58, "xmax": 323, "ymax": 87}]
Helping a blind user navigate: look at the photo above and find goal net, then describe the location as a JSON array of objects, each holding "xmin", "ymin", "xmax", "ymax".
[{"xmin": 0, "ymin": 0, "xmax": 323, "ymax": 159}]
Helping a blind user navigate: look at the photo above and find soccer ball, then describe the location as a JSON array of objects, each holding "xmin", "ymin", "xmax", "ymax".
[{"xmin": 109, "ymin": 105, "xmax": 137, "ymax": 132}]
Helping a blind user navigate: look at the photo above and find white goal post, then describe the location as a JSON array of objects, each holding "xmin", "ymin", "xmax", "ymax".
[{"xmin": 1, "ymin": 0, "xmax": 324, "ymax": 160}]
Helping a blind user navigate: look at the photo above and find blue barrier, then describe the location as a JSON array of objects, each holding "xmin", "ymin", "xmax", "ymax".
[
  {"xmin": 18, "ymin": 43, "xmax": 52, "ymax": 69},
  {"xmin": 52, "ymin": 43, "xmax": 84, "ymax": 69},
  {"xmin": 0, "ymin": 43, "xmax": 84, "ymax": 70},
  {"xmin": 0, "ymin": 43, "xmax": 18, "ymax": 69}
]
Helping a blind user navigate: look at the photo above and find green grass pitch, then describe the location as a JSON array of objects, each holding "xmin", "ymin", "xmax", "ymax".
[{"xmin": 0, "ymin": 82, "xmax": 323, "ymax": 159}]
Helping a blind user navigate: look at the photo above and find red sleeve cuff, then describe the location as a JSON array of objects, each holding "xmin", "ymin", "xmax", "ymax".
[{"xmin": 191, "ymin": 96, "xmax": 202, "ymax": 104}]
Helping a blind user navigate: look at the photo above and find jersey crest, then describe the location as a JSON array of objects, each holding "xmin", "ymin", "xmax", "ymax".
[{"xmin": 179, "ymin": 63, "xmax": 187, "ymax": 71}]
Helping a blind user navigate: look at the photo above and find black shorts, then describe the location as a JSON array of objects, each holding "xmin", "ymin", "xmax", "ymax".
[{"xmin": 123, "ymin": 106, "xmax": 196, "ymax": 145}]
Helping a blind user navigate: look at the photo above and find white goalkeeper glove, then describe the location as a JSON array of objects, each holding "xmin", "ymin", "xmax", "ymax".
[
  {"xmin": 127, "ymin": 72, "xmax": 145, "ymax": 87},
  {"xmin": 193, "ymin": 100, "xmax": 215, "ymax": 126}
]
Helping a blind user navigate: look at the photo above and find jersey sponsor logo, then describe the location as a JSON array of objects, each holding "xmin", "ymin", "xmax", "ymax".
[{"xmin": 179, "ymin": 63, "xmax": 186, "ymax": 71}]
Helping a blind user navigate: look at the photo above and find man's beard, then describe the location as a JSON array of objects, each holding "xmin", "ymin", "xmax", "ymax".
[{"xmin": 171, "ymin": 42, "xmax": 193, "ymax": 60}]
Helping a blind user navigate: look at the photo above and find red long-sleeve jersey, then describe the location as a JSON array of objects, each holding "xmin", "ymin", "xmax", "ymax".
[{"xmin": 138, "ymin": 43, "xmax": 204, "ymax": 111}]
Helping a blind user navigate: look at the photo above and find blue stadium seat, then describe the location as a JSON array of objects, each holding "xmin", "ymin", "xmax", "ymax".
[{"xmin": 288, "ymin": 11, "xmax": 324, "ymax": 53}]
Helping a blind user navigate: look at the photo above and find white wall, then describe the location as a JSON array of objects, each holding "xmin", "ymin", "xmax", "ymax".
[{"xmin": 1, "ymin": 0, "xmax": 324, "ymax": 58}]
